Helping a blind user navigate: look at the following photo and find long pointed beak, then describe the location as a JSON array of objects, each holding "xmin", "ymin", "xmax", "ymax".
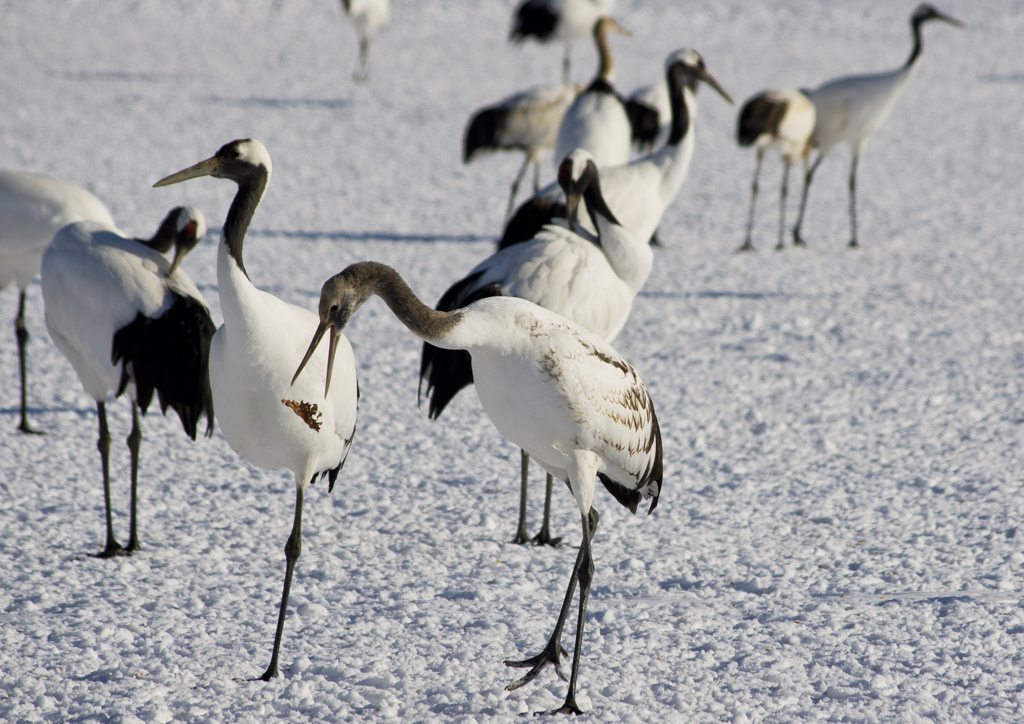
[
  {"xmin": 697, "ymin": 68, "xmax": 734, "ymax": 105},
  {"xmin": 324, "ymin": 329, "xmax": 339, "ymax": 397},
  {"xmin": 153, "ymin": 156, "xmax": 220, "ymax": 187},
  {"xmin": 565, "ymin": 191, "xmax": 581, "ymax": 234},
  {"xmin": 610, "ymin": 19, "xmax": 631, "ymax": 37},
  {"xmin": 292, "ymin": 321, "xmax": 329, "ymax": 388},
  {"xmin": 167, "ymin": 244, "xmax": 186, "ymax": 276},
  {"xmin": 938, "ymin": 11, "xmax": 965, "ymax": 28}
]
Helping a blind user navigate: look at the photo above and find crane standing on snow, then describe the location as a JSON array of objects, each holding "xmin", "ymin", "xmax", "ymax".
[{"xmin": 792, "ymin": 3, "xmax": 964, "ymax": 249}]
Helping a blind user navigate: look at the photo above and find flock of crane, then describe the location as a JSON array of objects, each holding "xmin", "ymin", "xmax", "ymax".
[{"xmin": 0, "ymin": 0, "xmax": 962, "ymax": 715}]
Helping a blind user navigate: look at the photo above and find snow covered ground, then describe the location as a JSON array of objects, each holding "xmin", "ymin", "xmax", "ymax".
[{"xmin": 2, "ymin": 0, "xmax": 1023, "ymax": 720}]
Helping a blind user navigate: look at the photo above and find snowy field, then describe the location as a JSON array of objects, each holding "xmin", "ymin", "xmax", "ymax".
[{"xmin": 2, "ymin": 0, "xmax": 1023, "ymax": 721}]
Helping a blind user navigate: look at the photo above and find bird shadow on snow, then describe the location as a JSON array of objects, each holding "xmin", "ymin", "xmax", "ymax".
[
  {"xmin": 202, "ymin": 95, "xmax": 352, "ymax": 111},
  {"xmin": 253, "ymin": 229, "xmax": 495, "ymax": 245},
  {"xmin": 52, "ymin": 70, "xmax": 190, "ymax": 83}
]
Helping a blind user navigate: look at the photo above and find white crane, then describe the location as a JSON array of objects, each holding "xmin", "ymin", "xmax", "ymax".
[
  {"xmin": 792, "ymin": 3, "xmax": 964, "ymax": 248},
  {"xmin": 552, "ymin": 16, "xmax": 632, "ymax": 170},
  {"xmin": 340, "ymin": 0, "xmax": 390, "ymax": 82},
  {"xmin": 463, "ymin": 82, "xmax": 580, "ymax": 220},
  {"xmin": 153, "ymin": 139, "xmax": 360, "ymax": 681},
  {"xmin": 293, "ymin": 260, "xmax": 662, "ymax": 715},
  {"xmin": 736, "ymin": 89, "xmax": 816, "ymax": 252},
  {"xmin": 501, "ymin": 48, "xmax": 734, "ymax": 250},
  {"xmin": 0, "ymin": 171, "xmax": 114, "ymax": 434},
  {"xmin": 40, "ymin": 206, "xmax": 214, "ymax": 557},
  {"xmin": 510, "ymin": 0, "xmax": 616, "ymax": 83},
  {"xmin": 421, "ymin": 148, "xmax": 650, "ymax": 546}
]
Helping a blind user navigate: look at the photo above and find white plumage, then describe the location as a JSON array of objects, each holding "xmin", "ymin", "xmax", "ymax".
[
  {"xmin": 41, "ymin": 206, "xmax": 214, "ymax": 557},
  {"xmin": 510, "ymin": 0, "xmax": 616, "ymax": 83},
  {"xmin": 421, "ymin": 148, "xmax": 650, "ymax": 545},
  {"xmin": 736, "ymin": 88, "xmax": 816, "ymax": 251},
  {"xmin": 154, "ymin": 138, "xmax": 359, "ymax": 681},
  {"xmin": 0, "ymin": 171, "xmax": 114, "ymax": 434},
  {"xmin": 552, "ymin": 16, "xmax": 632, "ymax": 170},
  {"xmin": 340, "ymin": 0, "xmax": 390, "ymax": 82},
  {"xmin": 463, "ymin": 82, "xmax": 580, "ymax": 219},
  {"xmin": 503, "ymin": 48, "xmax": 734, "ymax": 249},
  {"xmin": 293, "ymin": 260, "xmax": 662, "ymax": 715},
  {"xmin": 792, "ymin": 3, "xmax": 963, "ymax": 248}
]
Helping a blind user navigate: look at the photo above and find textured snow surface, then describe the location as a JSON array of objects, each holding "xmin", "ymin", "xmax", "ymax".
[{"xmin": 2, "ymin": 0, "xmax": 1023, "ymax": 721}]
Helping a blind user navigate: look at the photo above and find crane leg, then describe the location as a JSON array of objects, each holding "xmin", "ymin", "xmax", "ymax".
[
  {"xmin": 125, "ymin": 401, "xmax": 142, "ymax": 553},
  {"xmin": 513, "ymin": 449, "xmax": 530, "ymax": 544},
  {"xmin": 848, "ymin": 153, "xmax": 859, "ymax": 248},
  {"xmin": 738, "ymin": 151, "xmax": 764, "ymax": 252},
  {"xmin": 549, "ymin": 507, "xmax": 596, "ymax": 715},
  {"xmin": 15, "ymin": 291, "xmax": 43, "ymax": 435},
  {"xmin": 792, "ymin": 154, "xmax": 823, "ymax": 247},
  {"xmin": 506, "ymin": 155, "xmax": 532, "ymax": 222},
  {"xmin": 531, "ymin": 474, "xmax": 562, "ymax": 546},
  {"xmin": 504, "ymin": 507, "xmax": 599, "ymax": 694},
  {"xmin": 259, "ymin": 484, "xmax": 304, "ymax": 680},
  {"xmin": 353, "ymin": 36, "xmax": 369, "ymax": 82},
  {"xmin": 94, "ymin": 401, "xmax": 125, "ymax": 558},
  {"xmin": 776, "ymin": 162, "xmax": 791, "ymax": 251},
  {"xmin": 532, "ymin": 160, "xmax": 541, "ymax": 193},
  {"xmin": 562, "ymin": 42, "xmax": 572, "ymax": 84}
]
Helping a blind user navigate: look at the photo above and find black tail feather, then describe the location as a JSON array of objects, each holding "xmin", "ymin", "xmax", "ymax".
[
  {"xmin": 112, "ymin": 292, "xmax": 216, "ymax": 440},
  {"xmin": 626, "ymin": 98, "xmax": 661, "ymax": 153},
  {"xmin": 498, "ymin": 196, "xmax": 567, "ymax": 250},
  {"xmin": 510, "ymin": 0, "xmax": 558, "ymax": 43},
  {"xmin": 418, "ymin": 277, "xmax": 504, "ymax": 418},
  {"xmin": 464, "ymin": 107, "xmax": 503, "ymax": 163}
]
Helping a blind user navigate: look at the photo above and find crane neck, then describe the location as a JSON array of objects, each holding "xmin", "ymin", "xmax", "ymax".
[
  {"xmin": 351, "ymin": 262, "xmax": 463, "ymax": 345},
  {"xmin": 580, "ymin": 176, "xmax": 621, "ymax": 247},
  {"xmin": 905, "ymin": 15, "xmax": 927, "ymax": 67},
  {"xmin": 141, "ymin": 211, "xmax": 179, "ymax": 255},
  {"xmin": 665, "ymin": 64, "xmax": 694, "ymax": 147},
  {"xmin": 222, "ymin": 166, "xmax": 269, "ymax": 279},
  {"xmin": 594, "ymin": 23, "xmax": 615, "ymax": 83}
]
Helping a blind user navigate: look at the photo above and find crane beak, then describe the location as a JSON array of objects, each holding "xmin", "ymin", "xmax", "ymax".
[
  {"xmin": 697, "ymin": 68, "xmax": 734, "ymax": 106},
  {"xmin": 167, "ymin": 245, "xmax": 186, "ymax": 276},
  {"xmin": 610, "ymin": 19, "xmax": 631, "ymax": 37},
  {"xmin": 291, "ymin": 321, "xmax": 338, "ymax": 397},
  {"xmin": 153, "ymin": 156, "xmax": 220, "ymax": 187},
  {"xmin": 937, "ymin": 10, "xmax": 965, "ymax": 28},
  {"xmin": 565, "ymin": 191, "xmax": 581, "ymax": 234}
]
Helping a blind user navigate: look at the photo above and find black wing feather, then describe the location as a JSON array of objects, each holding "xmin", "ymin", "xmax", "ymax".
[
  {"xmin": 419, "ymin": 277, "xmax": 504, "ymax": 419},
  {"xmin": 112, "ymin": 291, "xmax": 216, "ymax": 440},
  {"xmin": 510, "ymin": 0, "xmax": 558, "ymax": 43}
]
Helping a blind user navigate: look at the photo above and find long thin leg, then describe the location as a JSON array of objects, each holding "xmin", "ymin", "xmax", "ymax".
[
  {"xmin": 353, "ymin": 35, "xmax": 369, "ymax": 82},
  {"xmin": 532, "ymin": 159, "xmax": 541, "ymax": 193},
  {"xmin": 505, "ymin": 507, "xmax": 599, "ymax": 691},
  {"xmin": 259, "ymin": 484, "xmax": 305, "ymax": 681},
  {"xmin": 531, "ymin": 473, "xmax": 561, "ymax": 546},
  {"xmin": 550, "ymin": 508, "xmax": 596, "ymax": 715},
  {"xmin": 506, "ymin": 155, "xmax": 532, "ymax": 222},
  {"xmin": 776, "ymin": 161, "xmax": 791, "ymax": 251},
  {"xmin": 514, "ymin": 449, "xmax": 530, "ymax": 544},
  {"xmin": 738, "ymin": 150, "xmax": 764, "ymax": 252},
  {"xmin": 94, "ymin": 401, "xmax": 124, "ymax": 558},
  {"xmin": 792, "ymin": 154, "xmax": 823, "ymax": 248},
  {"xmin": 15, "ymin": 291, "xmax": 42, "ymax": 435},
  {"xmin": 126, "ymin": 401, "xmax": 142, "ymax": 553},
  {"xmin": 848, "ymin": 153, "xmax": 859, "ymax": 248},
  {"xmin": 562, "ymin": 41, "xmax": 572, "ymax": 84}
]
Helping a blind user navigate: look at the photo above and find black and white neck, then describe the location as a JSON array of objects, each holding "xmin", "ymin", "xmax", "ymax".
[
  {"xmin": 153, "ymin": 138, "xmax": 273, "ymax": 281},
  {"xmin": 905, "ymin": 3, "xmax": 964, "ymax": 68}
]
